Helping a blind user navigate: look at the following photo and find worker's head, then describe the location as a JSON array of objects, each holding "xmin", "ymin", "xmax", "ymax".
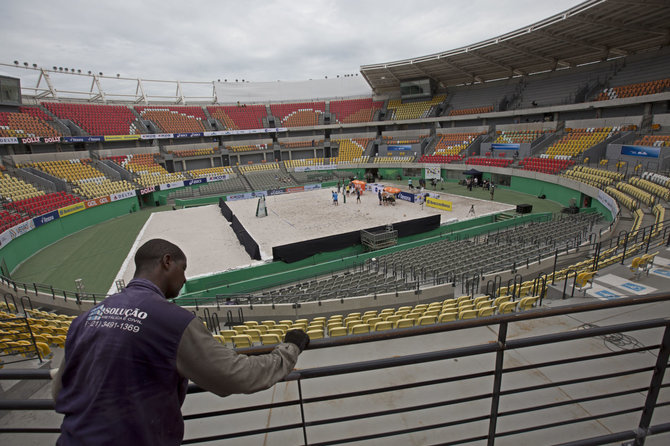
[{"xmin": 134, "ymin": 239, "xmax": 187, "ymax": 299}]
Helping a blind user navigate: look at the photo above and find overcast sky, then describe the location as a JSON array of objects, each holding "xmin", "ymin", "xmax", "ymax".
[{"xmin": 2, "ymin": 0, "xmax": 588, "ymax": 101}]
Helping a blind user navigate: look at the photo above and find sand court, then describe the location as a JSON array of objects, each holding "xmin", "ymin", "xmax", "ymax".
[{"xmin": 111, "ymin": 187, "xmax": 514, "ymax": 294}]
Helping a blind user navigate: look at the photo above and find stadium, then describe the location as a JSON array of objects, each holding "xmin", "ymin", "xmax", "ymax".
[{"xmin": 1, "ymin": 0, "xmax": 670, "ymax": 443}]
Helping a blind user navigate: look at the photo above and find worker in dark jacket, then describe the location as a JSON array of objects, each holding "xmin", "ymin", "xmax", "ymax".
[{"xmin": 52, "ymin": 238, "xmax": 309, "ymax": 445}]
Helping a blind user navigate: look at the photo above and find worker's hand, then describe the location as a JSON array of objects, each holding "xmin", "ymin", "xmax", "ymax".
[{"xmin": 284, "ymin": 330, "xmax": 310, "ymax": 352}]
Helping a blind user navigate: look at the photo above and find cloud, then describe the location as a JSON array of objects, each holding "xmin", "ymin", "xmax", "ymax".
[{"xmin": 1, "ymin": 0, "xmax": 586, "ymax": 84}]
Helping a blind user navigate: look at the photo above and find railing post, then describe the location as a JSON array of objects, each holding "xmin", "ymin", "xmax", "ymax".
[
  {"xmin": 633, "ymin": 324, "xmax": 670, "ymax": 446},
  {"xmin": 297, "ymin": 378, "xmax": 309, "ymax": 445},
  {"xmin": 487, "ymin": 321, "xmax": 508, "ymax": 446}
]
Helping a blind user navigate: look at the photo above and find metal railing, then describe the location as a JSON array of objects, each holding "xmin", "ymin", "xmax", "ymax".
[{"xmin": 1, "ymin": 293, "xmax": 669, "ymax": 445}]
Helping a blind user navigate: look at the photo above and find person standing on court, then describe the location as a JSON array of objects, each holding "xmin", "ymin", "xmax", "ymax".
[
  {"xmin": 52, "ymin": 239, "xmax": 310, "ymax": 446},
  {"xmin": 490, "ymin": 182, "xmax": 495, "ymax": 200}
]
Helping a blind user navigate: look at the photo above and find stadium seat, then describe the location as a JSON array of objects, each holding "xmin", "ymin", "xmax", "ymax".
[
  {"xmin": 261, "ymin": 334, "xmax": 282, "ymax": 345},
  {"xmin": 232, "ymin": 334, "xmax": 253, "ymax": 348}
]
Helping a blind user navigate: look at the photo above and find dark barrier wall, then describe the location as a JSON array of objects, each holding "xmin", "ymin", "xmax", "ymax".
[
  {"xmin": 273, "ymin": 215, "xmax": 440, "ymax": 263},
  {"xmin": 231, "ymin": 215, "xmax": 261, "ymax": 260},
  {"xmin": 219, "ymin": 198, "xmax": 233, "ymax": 222}
]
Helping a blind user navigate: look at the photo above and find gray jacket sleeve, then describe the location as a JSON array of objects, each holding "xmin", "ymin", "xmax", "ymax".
[{"xmin": 176, "ymin": 318, "xmax": 301, "ymax": 397}]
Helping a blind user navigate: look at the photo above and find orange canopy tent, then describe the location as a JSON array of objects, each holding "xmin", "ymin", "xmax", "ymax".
[
  {"xmin": 352, "ymin": 180, "xmax": 366, "ymax": 193},
  {"xmin": 384, "ymin": 187, "xmax": 401, "ymax": 194}
]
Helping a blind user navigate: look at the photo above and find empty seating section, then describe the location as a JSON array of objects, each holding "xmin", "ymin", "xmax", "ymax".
[
  {"xmin": 615, "ymin": 182, "xmax": 655, "ymax": 207},
  {"xmin": 562, "ymin": 165, "xmax": 623, "ymax": 188},
  {"xmin": 605, "ymin": 186, "xmax": 638, "ymax": 211},
  {"xmin": 188, "ymin": 166, "xmax": 234, "ymax": 179},
  {"xmin": 116, "ymin": 153, "xmax": 186, "ymax": 187},
  {"xmin": 0, "ymin": 111, "xmax": 60, "ymax": 138},
  {"xmin": 432, "ymin": 133, "xmax": 482, "ymax": 156},
  {"xmin": 386, "ymin": 95, "xmax": 445, "ymax": 120},
  {"xmin": 466, "ymin": 157, "xmax": 513, "ymax": 167},
  {"xmin": 333, "ymin": 138, "xmax": 370, "ymax": 163},
  {"xmin": 280, "ymin": 140, "xmax": 323, "ymax": 148},
  {"xmin": 18, "ymin": 106, "xmax": 53, "ymax": 122},
  {"xmin": 519, "ymin": 157, "xmax": 574, "ymax": 174},
  {"xmin": 241, "ymin": 214, "xmax": 599, "ymax": 307},
  {"xmin": 628, "ymin": 176, "xmax": 670, "ymax": 201},
  {"xmin": 243, "ymin": 170, "xmax": 297, "ymax": 191},
  {"xmin": 1, "ymin": 305, "xmax": 74, "ymax": 361},
  {"xmin": 26, "ymin": 159, "xmax": 134, "ymax": 199},
  {"xmin": 135, "ymin": 106, "xmax": 207, "ymax": 133},
  {"xmin": 329, "ymin": 98, "xmax": 383, "ymax": 123},
  {"xmin": 494, "ymin": 130, "xmax": 547, "ymax": 143},
  {"xmin": 214, "ymin": 287, "xmax": 548, "ymax": 344},
  {"xmin": 284, "ymin": 158, "xmax": 325, "ymax": 169},
  {"xmin": 641, "ymin": 171, "xmax": 670, "ymax": 188},
  {"xmin": 595, "ymin": 78, "xmax": 670, "ymax": 101},
  {"xmin": 633, "ymin": 134, "xmax": 670, "ymax": 147},
  {"xmin": 4, "ymin": 191, "xmax": 80, "ymax": 217},
  {"xmin": 418, "ymin": 154, "xmax": 462, "ymax": 163},
  {"xmin": 545, "ymin": 127, "xmax": 617, "ymax": 158},
  {"xmin": 0, "ymin": 209, "xmax": 26, "ymax": 232},
  {"xmin": 0, "ymin": 172, "xmax": 44, "ymax": 202},
  {"xmin": 448, "ymin": 105, "xmax": 494, "ymax": 116},
  {"xmin": 373, "ymin": 156, "xmax": 415, "ymax": 163},
  {"xmin": 238, "ymin": 162, "xmax": 280, "ymax": 174},
  {"xmin": 207, "ymin": 105, "xmax": 267, "ymax": 130},
  {"xmin": 168, "ymin": 147, "xmax": 215, "ymax": 158},
  {"xmin": 227, "ymin": 143, "xmax": 269, "ymax": 152},
  {"xmin": 382, "ymin": 136, "xmax": 424, "ymax": 145},
  {"xmin": 43, "ymin": 102, "xmax": 137, "ymax": 136},
  {"xmin": 270, "ymin": 102, "xmax": 325, "ymax": 127},
  {"xmin": 372, "ymin": 155, "xmax": 415, "ymax": 164}
]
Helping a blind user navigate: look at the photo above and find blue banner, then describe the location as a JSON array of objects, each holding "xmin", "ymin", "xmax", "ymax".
[
  {"xmin": 174, "ymin": 132, "xmax": 204, "ymax": 138},
  {"xmin": 388, "ymin": 145, "xmax": 412, "ymax": 152},
  {"xmin": 397, "ymin": 191, "xmax": 415, "ymax": 203},
  {"xmin": 267, "ymin": 188, "xmax": 287, "ymax": 196},
  {"xmin": 620, "ymin": 145, "xmax": 660, "ymax": 159},
  {"xmin": 491, "ymin": 143, "xmax": 520, "ymax": 150},
  {"xmin": 184, "ymin": 178, "xmax": 208, "ymax": 187},
  {"xmin": 33, "ymin": 210, "xmax": 60, "ymax": 227},
  {"xmin": 63, "ymin": 136, "xmax": 105, "ymax": 143}
]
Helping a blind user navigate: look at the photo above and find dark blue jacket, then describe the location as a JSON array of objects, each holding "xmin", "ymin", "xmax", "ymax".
[{"xmin": 55, "ymin": 279, "xmax": 195, "ymax": 445}]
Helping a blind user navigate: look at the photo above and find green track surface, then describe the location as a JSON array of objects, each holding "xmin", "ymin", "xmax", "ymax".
[
  {"xmin": 11, "ymin": 207, "xmax": 165, "ymax": 294},
  {"xmin": 10, "ymin": 186, "xmax": 561, "ymax": 296}
]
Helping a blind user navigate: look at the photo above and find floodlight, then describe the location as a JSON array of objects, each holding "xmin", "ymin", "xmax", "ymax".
[
  {"xmin": 116, "ymin": 74, "xmax": 120, "ymax": 77},
  {"xmin": 53, "ymin": 66, "xmax": 57, "ymax": 70},
  {"xmin": 77, "ymin": 69, "xmax": 81, "ymax": 73},
  {"xmin": 23, "ymin": 62, "xmax": 28, "ymax": 66},
  {"xmin": 14, "ymin": 60, "xmax": 19, "ymax": 65},
  {"xmin": 64, "ymin": 68, "xmax": 68, "ymax": 72},
  {"xmin": 33, "ymin": 63, "xmax": 37, "ymax": 68},
  {"xmin": 99, "ymin": 72, "xmax": 103, "ymax": 75},
  {"xmin": 59, "ymin": 67, "xmax": 63, "ymax": 71},
  {"xmin": 88, "ymin": 71, "xmax": 92, "ymax": 75}
]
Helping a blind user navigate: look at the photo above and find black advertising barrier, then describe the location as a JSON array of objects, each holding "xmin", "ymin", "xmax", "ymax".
[
  {"xmin": 231, "ymin": 215, "xmax": 261, "ymax": 260},
  {"xmin": 219, "ymin": 198, "xmax": 233, "ymax": 222},
  {"xmin": 273, "ymin": 215, "xmax": 440, "ymax": 263}
]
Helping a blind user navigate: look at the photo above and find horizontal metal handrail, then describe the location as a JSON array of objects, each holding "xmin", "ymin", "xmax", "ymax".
[{"xmin": 2, "ymin": 291, "xmax": 669, "ymax": 446}]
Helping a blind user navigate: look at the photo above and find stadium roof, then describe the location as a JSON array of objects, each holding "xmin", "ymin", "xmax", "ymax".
[{"xmin": 360, "ymin": 0, "xmax": 670, "ymax": 94}]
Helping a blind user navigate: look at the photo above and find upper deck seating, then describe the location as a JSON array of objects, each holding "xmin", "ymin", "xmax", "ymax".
[
  {"xmin": 42, "ymin": 102, "xmax": 138, "ymax": 136},
  {"xmin": 270, "ymin": 102, "xmax": 325, "ymax": 127},
  {"xmin": 386, "ymin": 95, "xmax": 445, "ymax": 120},
  {"xmin": 0, "ymin": 111, "xmax": 60, "ymax": 138},
  {"xmin": 135, "ymin": 106, "xmax": 207, "ymax": 133},
  {"xmin": 207, "ymin": 105, "xmax": 268, "ymax": 130},
  {"xmin": 330, "ymin": 98, "xmax": 383, "ymax": 123}
]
